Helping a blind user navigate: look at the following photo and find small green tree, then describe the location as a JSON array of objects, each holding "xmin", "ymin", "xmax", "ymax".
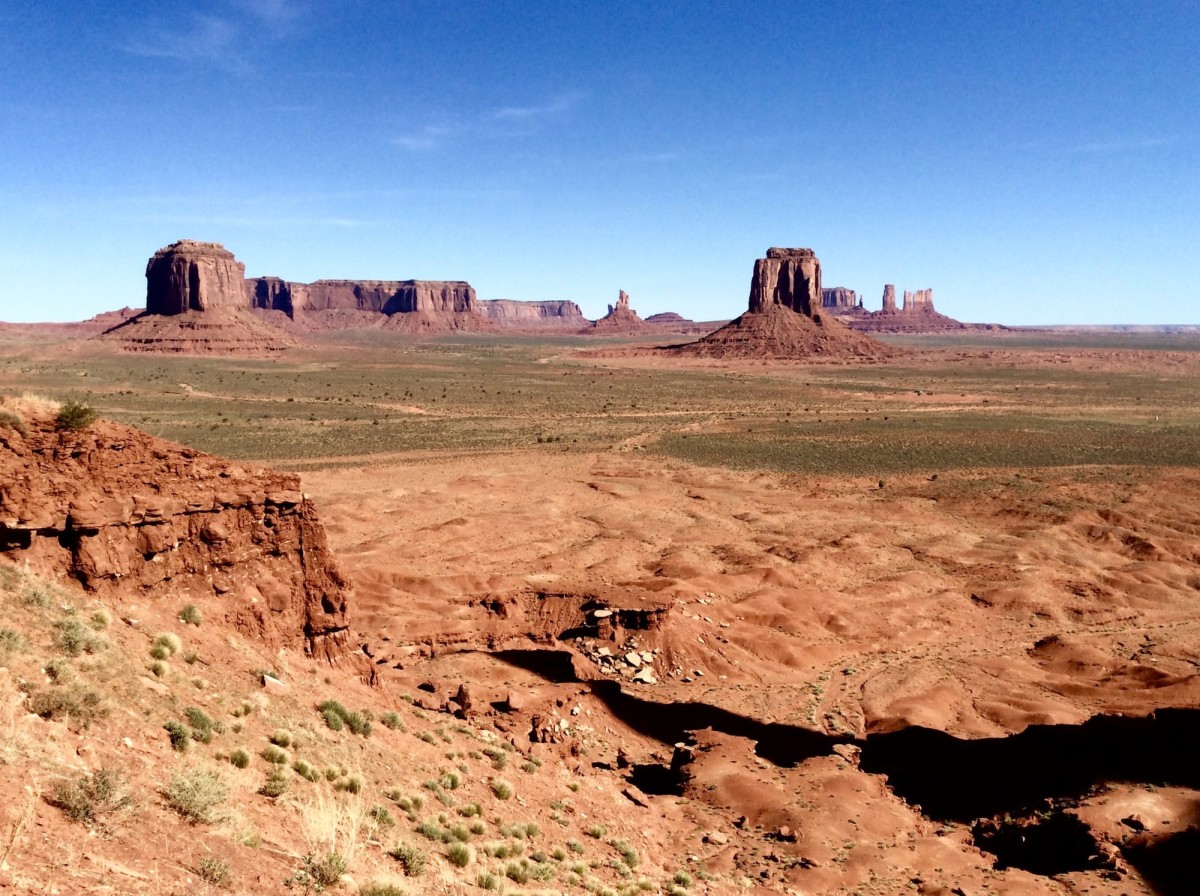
[{"xmin": 56, "ymin": 401, "xmax": 97, "ymax": 431}]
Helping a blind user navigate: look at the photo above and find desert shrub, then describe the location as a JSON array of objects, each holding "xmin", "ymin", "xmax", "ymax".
[
  {"xmin": 0, "ymin": 409, "xmax": 27, "ymax": 436},
  {"xmin": 360, "ymin": 885, "xmax": 406, "ymax": 896},
  {"xmin": 149, "ymin": 660, "xmax": 168, "ymax": 677},
  {"xmin": 458, "ymin": 802, "xmax": 482, "ymax": 818},
  {"xmin": 522, "ymin": 760, "xmax": 538, "ymax": 774},
  {"xmin": 27, "ymin": 685, "xmax": 106, "ymax": 728},
  {"xmin": 0, "ymin": 627, "xmax": 25, "ymax": 660},
  {"xmin": 447, "ymin": 841, "xmax": 472, "ymax": 867},
  {"xmin": 505, "ymin": 862, "xmax": 530, "ymax": 884},
  {"xmin": 48, "ymin": 768, "xmax": 131, "ymax": 827},
  {"xmin": 568, "ymin": 839, "xmax": 585, "ymax": 854},
  {"xmin": 416, "ymin": 820, "xmax": 449, "ymax": 842},
  {"xmin": 258, "ymin": 768, "xmax": 290, "ymax": 798},
  {"xmin": 165, "ymin": 768, "xmax": 228, "ymax": 823},
  {"xmin": 610, "ymin": 839, "xmax": 638, "ymax": 868},
  {"xmin": 89, "ymin": 609, "xmax": 111, "ymax": 629},
  {"xmin": 369, "ymin": 805, "xmax": 395, "ymax": 830},
  {"xmin": 477, "ymin": 871, "xmax": 498, "ymax": 890},
  {"xmin": 482, "ymin": 746, "xmax": 507, "ymax": 770},
  {"xmin": 334, "ymin": 774, "xmax": 362, "ymax": 795},
  {"xmin": 441, "ymin": 771, "xmax": 461, "ymax": 790},
  {"xmin": 491, "ymin": 780, "xmax": 512, "ymax": 800},
  {"xmin": 345, "ymin": 711, "xmax": 372, "ymax": 737},
  {"xmin": 54, "ymin": 618, "xmax": 103, "ymax": 656},
  {"xmin": 673, "ymin": 870, "xmax": 692, "ymax": 888},
  {"xmin": 296, "ymin": 852, "xmax": 347, "ymax": 889},
  {"xmin": 19, "ymin": 581, "xmax": 53, "ymax": 608},
  {"xmin": 552, "ymin": 846, "xmax": 567, "ymax": 861},
  {"xmin": 380, "ymin": 711, "xmax": 404, "ymax": 731},
  {"xmin": 229, "ymin": 749, "xmax": 251, "ymax": 769},
  {"xmin": 469, "ymin": 820, "xmax": 486, "ymax": 836},
  {"xmin": 262, "ymin": 744, "xmax": 288, "ymax": 764},
  {"xmin": 153, "ymin": 632, "xmax": 182, "ymax": 657},
  {"xmin": 322, "ymin": 707, "xmax": 345, "ymax": 731},
  {"xmin": 194, "ymin": 856, "xmax": 232, "ymax": 887},
  {"xmin": 388, "ymin": 843, "xmax": 426, "ymax": 876},
  {"xmin": 269, "ymin": 729, "xmax": 293, "ymax": 748},
  {"xmin": 164, "ymin": 721, "xmax": 191, "ymax": 752},
  {"xmin": 586, "ymin": 824, "xmax": 607, "ymax": 839},
  {"xmin": 56, "ymin": 400, "xmax": 97, "ymax": 431},
  {"xmin": 179, "ymin": 604, "xmax": 202, "ymax": 626},
  {"xmin": 293, "ymin": 759, "xmax": 321, "ymax": 782},
  {"xmin": 417, "ymin": 731, "xmax": 436, "ymax": 744},
  {"xmin": 448, "ymin": 823, "xmax": 470, "ymax": 842},
  {"xmin": 185, "ymin": 706, "xmax": 216, "ymax": 734}
]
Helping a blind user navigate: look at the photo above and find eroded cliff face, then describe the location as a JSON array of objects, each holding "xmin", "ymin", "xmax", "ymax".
[
  {"xmin": 0, "ymin": 417, "xmax": 351, "ymax": 661},
  {"xmin": 479, "ymin": 299, "xmax": 586, "ymax": 328},
  {"xmin": 747, "ymin": 248, "xmax": 822, "ymax": 315},
  {"xmin": 146, "ymin": 241, "xmax": 247, "ymax": 315},
  {"xmin": 246, "ymin": 278, "xmax": 478, "ymax": 316}
]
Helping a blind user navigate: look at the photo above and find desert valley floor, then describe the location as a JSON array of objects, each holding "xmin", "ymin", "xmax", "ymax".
[{"xmin": 2, "ymin": 329, "xmax": 1200, "ymax": 895}]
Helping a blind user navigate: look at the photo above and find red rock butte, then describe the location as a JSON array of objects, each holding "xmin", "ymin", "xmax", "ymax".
[{"xmin": 666, "ymin": 247, "xmax": 893, "ymax": 359}]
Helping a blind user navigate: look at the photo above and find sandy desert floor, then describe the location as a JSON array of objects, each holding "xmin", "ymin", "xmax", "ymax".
[{"xmin": 3, "ymin": 329, "xmax": 1200, "ymax": 894}]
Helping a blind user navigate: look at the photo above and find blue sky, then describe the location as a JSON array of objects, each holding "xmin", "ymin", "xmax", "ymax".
[{"xmin": 1, "ymin": 1, "xmax": 1197, "ymax": 324}]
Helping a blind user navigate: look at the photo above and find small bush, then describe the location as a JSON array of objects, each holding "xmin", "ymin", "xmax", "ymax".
[
  {"xmin": 54, "ymin": 618, "xmax": 103, "ymax": 656},
  {"xmin": 28, "ymin": 685, "xmax": 106, "ymax": 728},
  {"xmin": 447, "ymin": 842, "xmax": 472, "ymax": 867},
  {"xmin": 90, "ymin": 609, "xmax": 111, "ymax": 629},
  {"xmin": 441, "ymin": 771, "xmax": 461, "ymax": 790},
  {"xmin": 165, "ymin": 721, "xmax": 191, "ymax": 752},
  {"xmin": 491, "ymin": 780, "xmax": 512, "ymax": 800},
  {"xmin": 262, "ymin": 744, "xmax": 288, "ymax": 764},
  {"xmin": 505, "ymin": 862, "xmax": 530, "ymax": 884},
  {"xmin": 469, "ymin": 820, "xmax": 486, "ymax": 836},
  {"xmin": 380, "ymin": 711, "xmax": 405, "ymax": 731},
  {"xmin": 149, "ymin": 660, "xmax": 168, "ymax": 677},
  {"xmin": 43, "ymin": 658, "xmax": 74, "ymax": 682},
  {"xmin": 322, "ymin": 706, "xmax": 345, "ymax": 731},
  {"xmin": 153, "ymin": 632, "xmax": 182, "ymax": 657},
  {"xmin": 477, "ymin": 871, "xmax": 498, "ymax": 890},
  {"xmin": 258, "ymin": 768, "xmax": 290, "ymax": 798},
  {"xmin": 345, "ymin": 711, "xmax": 373, "ymax": 737},
  {"xmin": 293, "ymin": 759, "xmax": 321, "ymax": 782},
  {"xmin": 417, "ymin": 820, "xmax": 449, "ymax": 842},
  {"xmin": 0, "ymin": 627, "xmax": 25, "ymax": 660},
  {"xmin": 185, "ymin": 707, "xmax": 215, "ymax": 734},
  {"xmin": 149, "ymin": 643, "xmax": 171, "ymax": 661},
  {"xmin": 165, "ymin": 768, "xmax": 228, "ymax": 823},
  {"xmin": 179, "ymin": 604, "xmax": 202, "ymax": 626},
  {"xmin": 673, "ymin": 870, "xmax": 693, "ymax": 888},
  {"xmin": 49, "ymin": 768, "xmax": 131, "ymax": 827},
  {"xmin": 360, "ymin": 885, "xmax": 406, "ymax": 896},
  {"xmin": 388, "ymin": 843, "xmax": 427, "ymax": 877},
  {"xmin": 458, "ymin": 802, "xmax": 482, "ymax": 818},
  {"xmin": 568, "ymin": 839, "xmax": 585, "ymax": 854},
  {"xmin": 369, "ymin": 805, "xmax": 396, "ymax": 829},
  {"xmin": 269, "ymin": 729, "xmax": 293, "ymax": 748},
  {"xmin": 418, "ymin": 731, "xmax": 436, "ymax": 744},
  {"xmin": 298, "ymin": 853, "xmax": 347, "ymax": 889},
  {"xmin": 194, "ymin": 856, "xmax": 232, "ymax": 887},
  {"xmin": 0, "ymin": 409, "xmax": 27, "ymax": 436},
  {"xmin": 449, "ymin": 823, "xmax": 470, "ymax": 842},
  {"xmin": 586, "ymin": 824, "xmax": 607, "ymax": 839},
  {"xmin": 335, "ymin": 775, "xmax": 363, "ymax": 795},
  {"xmin": 56, "ymin": 400, "xmax": 97, "ymax": 431},
  {"xmin": 229, "ymin": 749, "xmax": 251, "ymax": 769},
  {"xmin": 611, "ymin": 839, "xmax": 639, "ymax": 868}
]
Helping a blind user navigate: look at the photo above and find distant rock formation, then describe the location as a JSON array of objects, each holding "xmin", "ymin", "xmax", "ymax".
[
  {"xmin": 146, "ymin": 241, "xmax": 247, "ymax": 315},
  {"xmin": 748, "ymin": 248, "xmax": 821, "ymax": 315},
  {"xmin": 821, "ymin": 287, "xmax": 860, "ymax": 310},
  {"xmin": 480, "ymin": 299, "xmax": 586, "ymax": 330},
  {"xmin": 102, "ymin": 241, "xmax": 297, "ymax": 354},
  {"xmin": 645, "ymin": 312, "xmax": 686, "ymax": 323},
  {"xmin": 903, "ymin": 288, "xmax": 934, "ymax": 312},
  {"xmin": 843, "ymin": 284, "xmax": 971, "ymax": 332},
  {"xmin": 881, "ymin": 284, "xmax": 897, "ymax": 313},
  {"xmin": 248, "ymin": 278, "xmax": 478, "ymax": 316},
  {"xmin": 665, "ymin": 248, "xmax": 892, "ymax": 360},
  {"xmin": 583, "ymin": 290, "xmax": 650, "ymax": 335}
]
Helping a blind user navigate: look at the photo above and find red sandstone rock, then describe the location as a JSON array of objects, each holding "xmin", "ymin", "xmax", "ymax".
[
  {"xmin": 881, "ymin": 284, "xmax": 897, "ymax": 313},
  {"xmin": 146, "ymin": 241, "xmax": 246, "ymax": 315},
  {"xmin": 582, "ymin": 290, "xmax": 650, "ymax": 334},
  {"xmin": 480, "ymin": 299, "xmax": 586, "ymax": 330},
  {"xmin": 0, "ymin": 416, "xmax": 352, "ymax": 661},
  {"xmin": 666, "ymin": 248, "xmax": 892, "ymax": 360}
]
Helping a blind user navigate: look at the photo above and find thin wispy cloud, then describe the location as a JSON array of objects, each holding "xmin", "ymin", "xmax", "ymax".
[
  {"xmin": 120, "ymin": 1, "xmax": 303, "ymax": 72},
  {"xmin": 394, "ymin": 92, "xmax": 585, "ymax": 152},
  {"xmin": 1072, "ymin": 137, "xmax": 1171, "ymax": 154},
  {"xmin": 489, "ymin": 92, "xmax": 583, "ymax": 121}
]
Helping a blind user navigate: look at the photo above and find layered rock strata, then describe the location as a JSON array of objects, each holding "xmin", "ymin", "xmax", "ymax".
[
  {"xmin": 146, "ymin": 241, "xmax": 247, "ymax": 315},
  {"xmin": 247, "ymin": 278, "xmax": 479, "ymax": 316},
  {"xmin": 821, "ymin": 287, "xmax": 860, "ymax": 310},
  {"xmin": 583, "ymin": 290, "xmax": 650, "ymax": 334},
  {"xmin": 666, "ymin": 248, "xmax": 892, "ymax": 359},
  {"xmin": 0, "ymin": 417, "xmax": 352, "ymax": 661},
  {"xmin": 479, "ymin": 299, "xmax": 586, "ymax": 329}
]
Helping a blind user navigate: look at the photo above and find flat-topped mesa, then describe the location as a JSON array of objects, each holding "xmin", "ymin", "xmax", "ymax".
[
  {"xmin": 748, "ymin": 247, "xmax": 822, "ymax": 316},
  {"xmin": 480, "ymin": 299, "xmax": 585, "ymax": 329},
  {"xmin": 903, "ymin": 288, "xmax": 935, "ymax": 313},
  {"xmin": 822, "ymin": 286, "xmax": 859, "ymax": 310},
  {"xmin": 146, "ymin": 240, "xmax": 247, "ymax": 315},
  {"xmin": 247, "ymin": 278, "xmax": 477, "ymax": 317}
]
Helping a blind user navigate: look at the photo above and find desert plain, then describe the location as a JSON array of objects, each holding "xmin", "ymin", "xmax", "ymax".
[{"xmin": 2, "ymin": 325, "xmax": 1200, "ymax": 895}]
